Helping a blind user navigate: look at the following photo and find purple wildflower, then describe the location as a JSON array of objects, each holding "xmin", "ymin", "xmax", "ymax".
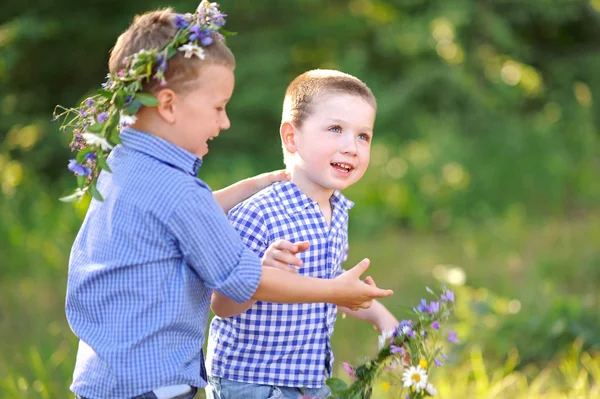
[
  {"xmin": 174, "ymin": 14, "xmax": 190, "ymax": 29},
  {"xmin": 97, "ymin": 112, "xmax": 109, "ymax": 123},
  {"xmin": 84, "ymin": 99, "xmax": 95, "ymax": 107},
  {"xmin": 434, "ymin": 358, "xmax": 443, "ymax": 367},
  {"xmin": 448, "ymin": 330, "xmax": 460, "ymax": 344},
  {"xmin": 78, "ymin": 109, "xmax": 88, "ymax": 118},
  {"xmin": 155, "ymin": 54, "xmax": 168, "ymax": 75},
  {"xmin": 441, "ymin": 289, "xmax": 455, "ymax": 302},
  {"xmin": 428, "ymin": 301, "xmax": 440, "ymax": 315},
  {"xmin": 417, "ymin": 299, "xmax": 430, "ymax": 313},
  {"xmin": 342, "ymin": 362, "xmax": 357, "ymax": 381},
  {"xmin": 189, "ymin": 24, "xmax": 203, "ymax": 41},
  {"xmin": 390, "ymin": 345, "xmax": 404, "ymax": 355},
  {"xmin": 201, "ymin": 35, "xmax": 214, "ymax": 46},
  {"xmin": 68, "ymin": 159, "xmax": 91, "ymax": 176},
  {"xmin": 84, "ymin": 152, "xmax": 97, "ymax": 162},
  {"xmin": 431, "ymin": 321, "xmax": 440, "ymax": 330}
]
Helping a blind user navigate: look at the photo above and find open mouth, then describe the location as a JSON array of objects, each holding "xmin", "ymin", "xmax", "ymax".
[{"xmin": 331, "ymin": 162, "xmax": 354, "ymax": 173}]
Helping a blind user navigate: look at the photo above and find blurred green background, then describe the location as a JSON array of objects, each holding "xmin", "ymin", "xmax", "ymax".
[{"xmin": 1, "ymin": 0, "xmax": 600, "ymax": 397}]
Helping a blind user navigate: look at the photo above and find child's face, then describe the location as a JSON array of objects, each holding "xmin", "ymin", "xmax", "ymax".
[
  {"xmin": 290, "ymin": 93, "xmax": 375, "ymax": 193},
  {"xmin": 174, "ymin": 64, "xmax": 234, "ymax": 159}
]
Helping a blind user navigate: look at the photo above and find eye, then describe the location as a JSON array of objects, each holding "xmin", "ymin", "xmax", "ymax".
[
  {"xmin": 328, "ymin": 125, "xmax": 342, "ymax": 133},
  {"xmin": 216, "ymin": 106, "xmax": 224, "ymax": 111},
  {"xmin": 359, "ymin": 133, "xmax": 371, "ymax": 142}
]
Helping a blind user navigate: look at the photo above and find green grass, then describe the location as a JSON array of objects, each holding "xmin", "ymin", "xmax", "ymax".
[{"xmin": 1, "ymin": 211, "xmax": 599, "ymax": 398}]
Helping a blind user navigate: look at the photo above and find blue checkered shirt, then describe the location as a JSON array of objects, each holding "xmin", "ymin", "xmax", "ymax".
[
  {"xmin": 65, "ymin": 128, "xmax": 262, "ymax": 399},
  {"xmin": 206, "ymin": 181, "xmax": 354, "ymax": 388}
]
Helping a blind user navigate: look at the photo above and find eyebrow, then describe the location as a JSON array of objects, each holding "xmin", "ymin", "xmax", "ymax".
[{"xmin": 327, "ymin": 118, "xmax": 373, "ymax": 132}]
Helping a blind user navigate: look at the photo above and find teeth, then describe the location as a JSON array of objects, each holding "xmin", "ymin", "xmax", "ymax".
[{"xmin": 333, "ymin": 162, "xmax": 352, "ymax": 171}]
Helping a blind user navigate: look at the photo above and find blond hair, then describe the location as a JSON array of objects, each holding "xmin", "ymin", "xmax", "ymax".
[
  {"xmin": 281, "ymin": 69, "xmax": 376, "ymax": 128},
  {"xmin": 109, "ymin": 8, "xmax": 235, "ymax": 94}
]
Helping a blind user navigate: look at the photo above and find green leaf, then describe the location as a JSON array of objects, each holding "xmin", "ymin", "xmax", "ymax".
[
  {"xmin": 87, "ymin": 123, "xmax": 104, "ymax": 133},
  {"xmin": 219, "ymin": 29, "xmax": 237, "ymax": 37},
  {"xmin": 97, "ymin": 156, "xmax": 112, "ymax": 173},
  {"xmin": 126, "ymin": 99, "xmax": 142, "ymax": 115},
  {"xmin": 326, "ymin": 378, "xmax": 348, "ymax": 394},
  {"xmin": 109, "ymin": 129, "xmax": 122, "ymax": 145},
  {"xmin": 59, "ymin": 191, "xmax": 84, "ymax": 203},
  {"xmin": 76, "ymin": 147, "xmax": 93, "ymax": 163},
  {"xmin": 77, "ymin": 175, "xmax": 86, "ymax": 188},
  {"xmin": 89, "ymin": 184, "xmax": 104, "ymax": 202},
  {"xmin": 98, "ymin": 89, "xmax": 113, "ymax": 99},
  {"xmin": 135, "ymin": 93, "xmax": 160, "ymax": 107},
  {"xmin": 167, "ymin": 47, "xmax": 177, "ymax": 59},
  {"xmin": 112, "ymin": 90, "xmax": 127, "ymax": 108}
]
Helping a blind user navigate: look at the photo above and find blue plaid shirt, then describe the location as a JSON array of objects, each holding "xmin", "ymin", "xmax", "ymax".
[
  {"xmin": 65, "ymin": 128, "xmax": 262, "ymax": 399},
  {"xmin": 206, "ymin": 181, "xmax": 354, "ymax": 388}
]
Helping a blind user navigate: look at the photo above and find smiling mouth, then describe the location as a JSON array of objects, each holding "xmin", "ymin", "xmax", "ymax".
[{"xmin": 331, "ymin": 162, "xmax": 354, "ymax": 173}]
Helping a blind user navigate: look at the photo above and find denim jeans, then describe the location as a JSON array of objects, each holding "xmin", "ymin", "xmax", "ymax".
[
  {"xmin": 205, "ymin": 376, "xmax": 331, "ymax": 399},
  {"xmin": 75, "ymin": 386, "xmax": 198, "ymax": 399}
]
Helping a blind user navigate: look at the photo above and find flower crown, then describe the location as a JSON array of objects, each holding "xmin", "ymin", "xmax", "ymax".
[{"xmin": 53, "ymin": 1, "xmax": 231, "ymax": 202}]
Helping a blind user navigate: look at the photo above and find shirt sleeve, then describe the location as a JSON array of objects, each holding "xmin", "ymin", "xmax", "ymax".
[
  {"xmin": 228, "ymin": 202, "xmax": 269, "ymax": 258},
  {"xmin": 168, "ymin": 184, "xmax": 262, "ymax": 303}
]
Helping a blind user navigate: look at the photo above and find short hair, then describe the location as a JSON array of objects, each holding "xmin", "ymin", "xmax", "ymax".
[
  {"xmin": 108, "ymin": 8, "xmax": 235, "ymax": 94},
  {"xmin": 281, "ymin": 69, "xmax": 377, "ymax": 128}
]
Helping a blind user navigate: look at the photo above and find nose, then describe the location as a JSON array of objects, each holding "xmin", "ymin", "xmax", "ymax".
[
  {"xmin": 342, "ymin": 135, "xmax": 358, "ymax": 155},
  {"xmin": 220, "ymin": 112, "xmax": 231, "ymax": 130}
]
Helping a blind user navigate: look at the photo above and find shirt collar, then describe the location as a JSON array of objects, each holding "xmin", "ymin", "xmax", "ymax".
[
  {"xmin": 274, "ymin": 181, "xmax": 354, "ymax": 215},
  {"xmin": 120, "ymin": 127, "xmax": 202, "ymax": 175}
]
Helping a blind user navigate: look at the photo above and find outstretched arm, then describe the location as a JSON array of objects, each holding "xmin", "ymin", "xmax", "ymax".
[
  {"xmin": 211, "ymin": 240, "xmax": 309, "ymax": 317},
  {"xmin": 213, "ymin": 170, "xmax": 289, "ymax": 213},
  {"xmin": 339, "ymin": 287, "xmax": 399, "ymax": 333}
]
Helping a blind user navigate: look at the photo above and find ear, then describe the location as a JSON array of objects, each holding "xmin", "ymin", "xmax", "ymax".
[
  {"xmin": 155, "ymin": 88, "xmax": 178, "ymax": 124},
  {"xmin": 280, "ymin": 121, "xmax": 297, "ymax": 154}
]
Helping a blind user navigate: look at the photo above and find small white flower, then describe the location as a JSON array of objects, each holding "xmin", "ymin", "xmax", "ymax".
[
  {"xmin": 426, "ymin": 383, "xmax": 438, "ymax": 396},
  {"xmin": 402, "ymin": 365, "xmax": 428, "ymax": 393},
  {"xmin": 377, "ymin": 329, "xmax": 394, "ymax": 350},
  {"xmin": 178, "ymin": 43, "xmax": 205, "ymax": 59},
  {"xmin": 82, "ymin": 133, "xmax": 113, "ymax": 151},
  {"xmin": 120, "ymin": 113, "xmax": 138, "ymax": 127}
]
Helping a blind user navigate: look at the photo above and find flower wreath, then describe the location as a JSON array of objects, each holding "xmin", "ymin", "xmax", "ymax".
[
  {"xmin": 325, "ymin": 286, "xmax": 457, "ymax": 399},
  {"xmin": 53, "ymin": 1, "xmax": 231, "ymax": 202}
]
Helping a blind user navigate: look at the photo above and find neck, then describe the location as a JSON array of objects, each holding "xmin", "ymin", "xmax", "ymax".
[
  {"xmin": 131, "ymin": 111, "xmax": 177, "ymax": 147},
  {"xmin": 287, "ymin": 165, "xmax": 334, "ymax": 211}
]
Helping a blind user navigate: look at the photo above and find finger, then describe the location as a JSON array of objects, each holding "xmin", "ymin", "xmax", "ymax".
[
  {"xmin": 269, "ymin": 169, "xmax": 290, "ymax": 182},
  {"xmin": 272, "ymin": 239, "xmax": 299, "ymax": 253},
  {"xmin": 348, "ymin": 258, "xmax": 370, "ymax": 277},
  {"xmin": 364, "ymin": 276, "xmax": 375, "ymax": 286},
  {"xmin": 358, "ymin": 300, "xmax": 373, "ymax": 310},
  {"xmin": 293, "ymin": 241, "xmax": 310, "ymax": 254},
  {"xmin": 271, "ymin": 249, "xmax": 303, "ymax": 267},
  {"xmin": 263, "ymin": 261, "xmax": 299, "ymax": 274},
  {"xmin": 367, "ymin": 287, "xmax": 394, "ymax": 298}
]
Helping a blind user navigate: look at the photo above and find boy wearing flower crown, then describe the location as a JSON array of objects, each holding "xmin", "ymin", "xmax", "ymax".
[
  {"xmin": 205, "ymin": 70, "xmax": 399, "ymax": 399},
  {"xmin": 62, "ymin": 3, "xmax": 394, "ymax": 399}
]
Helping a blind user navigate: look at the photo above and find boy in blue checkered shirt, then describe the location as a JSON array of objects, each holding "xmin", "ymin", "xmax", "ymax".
[
  {"xmin": 64, "ymin": 4, "xmax": 394, "ymax": 398},
  {"xmin": 206, "ymin": 70, "xmax": 399, "ymax": 399}
]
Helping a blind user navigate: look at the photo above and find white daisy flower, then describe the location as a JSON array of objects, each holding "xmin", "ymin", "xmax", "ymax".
[
  {"xmin": 402, "ymin": 365, "xmax": 428, "ymax": 393},
  {"xmin": 120, "ymin": 113, "xmax": 137, "ymax": 127},
  {"xmin": 178, "ymin": 43, "xmax": 206, "ymax": 59},
  {"xmin": 426, "ymin": 383, "xmax": 438, "ymax": 396},
  {"xmin": 82, "ymin": 133, "xmax": 113, "ymax": 151}
]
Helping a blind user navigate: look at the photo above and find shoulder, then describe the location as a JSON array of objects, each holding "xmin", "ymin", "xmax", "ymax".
[{"xmin": 229, "ymin": 182, "xmax": 283, "ymax": 219}]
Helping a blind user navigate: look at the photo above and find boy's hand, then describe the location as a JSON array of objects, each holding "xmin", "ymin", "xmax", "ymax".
[
  {"xmin": 262, "ymin": 240, "xmax": 310, "ymax": 274},
  {"xmin": 251, "ymin": 169, "xmax": 290, "ymax": 192},
  {"xmin": 333, "ymin": 259, "xmax": 393, "ymax": 310}
]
